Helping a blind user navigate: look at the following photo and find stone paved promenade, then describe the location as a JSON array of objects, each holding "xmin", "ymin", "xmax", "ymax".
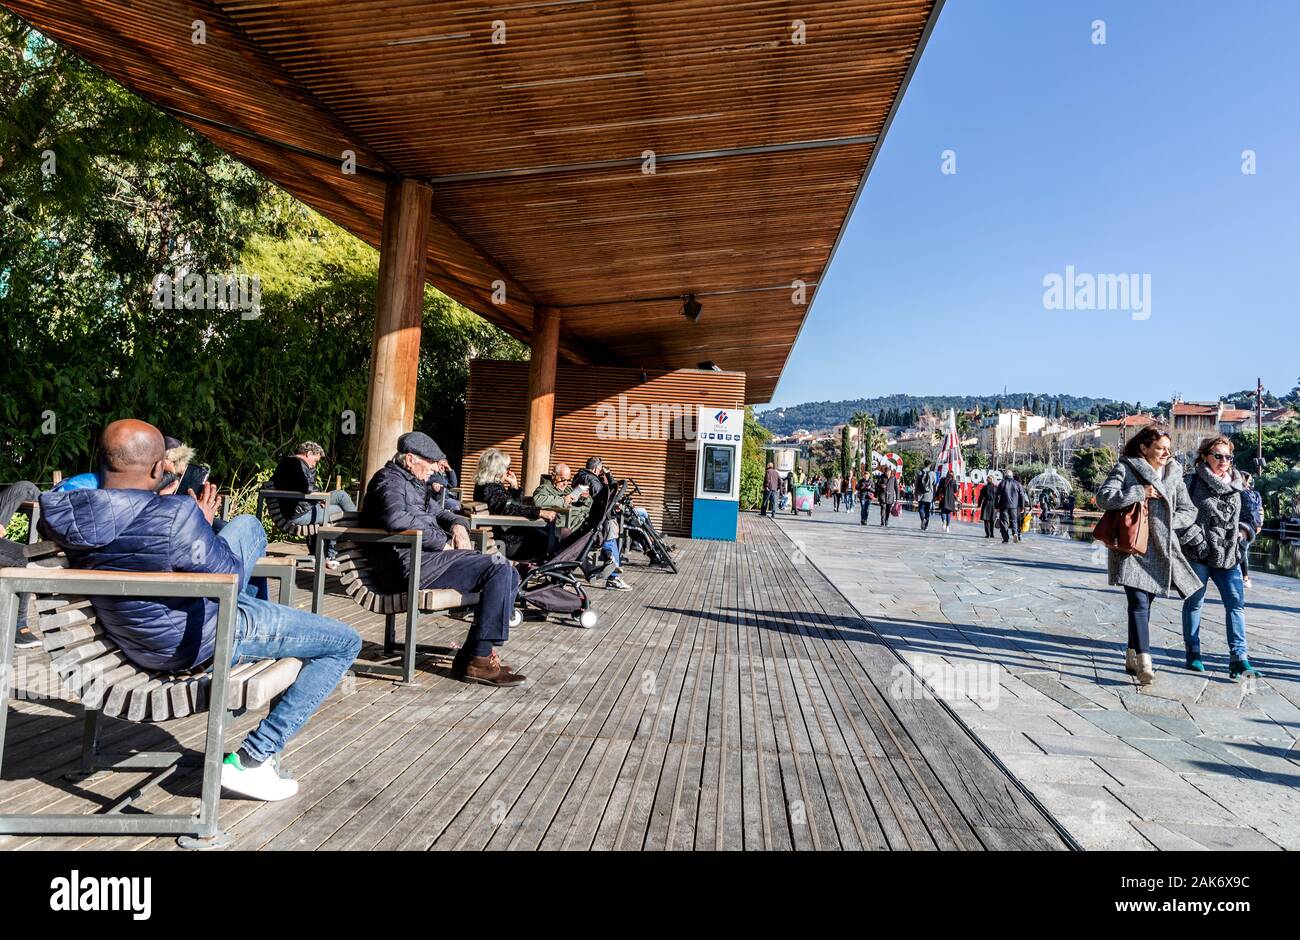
[{"xmin": 773, "ymin": 503, "xmax": 1300, "ymax": 850}]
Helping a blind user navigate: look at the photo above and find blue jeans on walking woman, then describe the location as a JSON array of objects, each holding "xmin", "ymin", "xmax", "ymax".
[
  {"xmin": 1182, "ymin": 560, "xmax": 1247, "ymax": 662},
  {"xmin": 219, "ymin": 515, "xmax": 361, "ymax": 762}
]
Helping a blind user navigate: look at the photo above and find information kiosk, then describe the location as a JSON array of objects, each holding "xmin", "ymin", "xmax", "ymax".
[{"xmin": 691, "ymin": 406, "xmax": 744, "ymax": 541}]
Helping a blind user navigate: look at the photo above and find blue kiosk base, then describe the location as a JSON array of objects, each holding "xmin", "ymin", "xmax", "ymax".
[{"xmin": 691, "ymin": 498, "xmax": 738, "ymax": 541}]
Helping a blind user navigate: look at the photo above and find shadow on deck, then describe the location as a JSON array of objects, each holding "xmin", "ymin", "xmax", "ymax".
[{"xmin": 1, "ymin": 515, "xmax": 1068, "ymax": 850}]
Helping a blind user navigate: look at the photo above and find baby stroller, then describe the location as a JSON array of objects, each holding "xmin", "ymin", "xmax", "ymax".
[
  {"xmin": 511, "ymin": 480, "xmax": 627, "ymax": 629},
  {"xmin": 615, "ymin": 480, "xmax": 678, "ymax": 574}
]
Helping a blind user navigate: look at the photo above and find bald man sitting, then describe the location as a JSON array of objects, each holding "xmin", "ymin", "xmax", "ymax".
[
  {"xmin": 532, "ymin": 462, "xmax": 593, "ymax": 531},
  {"xmin": 38, "ymin": 419, "xmax": 361, "ymax": 802}
]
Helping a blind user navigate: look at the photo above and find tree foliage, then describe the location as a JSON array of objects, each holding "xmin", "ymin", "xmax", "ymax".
[{"xmin": 0, "ymin": 17, "xmax": 524, "ymax": 486}]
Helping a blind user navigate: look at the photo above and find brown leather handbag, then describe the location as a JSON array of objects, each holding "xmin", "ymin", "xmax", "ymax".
[{"xmin": 1093, "ymin": 497, "xmax": 1149, "ymax": 556}]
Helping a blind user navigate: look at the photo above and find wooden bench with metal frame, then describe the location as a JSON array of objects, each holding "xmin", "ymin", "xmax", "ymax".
[
  {"xmin": 310, "ymin": 526, "xmax": 498, "ymax": 684},
  {"xmin": 256, "ymin": 488, "xmax": 361, "ymax": 556},
  {"xmin": 0, "ymin": 551, "xmax": 302, "ymax": 849}
]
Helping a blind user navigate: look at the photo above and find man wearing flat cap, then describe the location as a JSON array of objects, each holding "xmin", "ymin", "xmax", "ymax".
[{"xmin": 360, "ymin": 431, "xmax": 525, "ymax": 687}]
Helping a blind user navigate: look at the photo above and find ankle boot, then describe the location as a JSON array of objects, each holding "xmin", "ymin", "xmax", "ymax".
[
  {"xmin": 1136, "ymin": 653, "xmax": 1155, "ymax": 685},
  {"xmin": 460, "ymin": 651, "xmax": 527, "ymax": 688},
  {"xmin": 1124, "ymin": 648, "xmax": 1138, "ymax": 675}
]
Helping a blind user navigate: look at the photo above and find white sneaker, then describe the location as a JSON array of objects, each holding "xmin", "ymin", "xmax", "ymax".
[{"xmin": 221, "ymin": 752, "xmax": 299, "ymax": 801}]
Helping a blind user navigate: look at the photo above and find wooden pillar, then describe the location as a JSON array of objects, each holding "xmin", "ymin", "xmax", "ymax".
[
  {"xmin": 361, "ymin": 179, "xmax": 433, "ymax": 489},
  {"xmin": 523, "ymin": 306, "xmax": 560, "ymax": 493}
]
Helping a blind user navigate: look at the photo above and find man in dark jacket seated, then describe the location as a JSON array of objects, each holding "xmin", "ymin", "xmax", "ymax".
[
  {"xmin": 271, "ymin": 441, "xmax": 357, "ymax": 568},
  {"xmin": 360, "ymin": 432, "xmax": 525, "ymax": 688},
  {"xmin": 38, "ymin": 419, "xmax": 361, "ymax": 803}
]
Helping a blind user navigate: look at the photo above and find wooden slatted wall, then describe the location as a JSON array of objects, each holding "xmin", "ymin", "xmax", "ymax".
[{"xmin": 463, "ymin": 361, "xmax": 745, "ymax": 537}]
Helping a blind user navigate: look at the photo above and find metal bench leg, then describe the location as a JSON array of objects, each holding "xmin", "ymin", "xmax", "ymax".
[
  {"xmin": 0, "ymin": 588, "xmax": 14, "ymax": 787},
  {"xmin": 403, "ymin": 605, "xmax": 418, "ymax": 684},
  {"xmin": 178, "ymin": 596, "xmax": 237, "ymax": 850},
  {"xmin": 384, "ymin": 614, "xmax": 396, "ymax": 655},
  {"xmin": 274, "ymin": 567, "xmax": 294, "ymax": 607},
  {"xmin": 402, "ymin": 544, "xmax": 421, "ymax": 684},
  {"xmin": 311, "ymin": 536, "xmax": 327, "ymax": 613},
  {"xmin": 63, "ymin": 708, "xmax": 105, "ymax": 782}
]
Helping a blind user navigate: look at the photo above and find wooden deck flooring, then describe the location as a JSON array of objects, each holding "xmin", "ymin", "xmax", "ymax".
[{"xmin": 1, "ymin": 515, "xmax": 1068, "ymax": 850}]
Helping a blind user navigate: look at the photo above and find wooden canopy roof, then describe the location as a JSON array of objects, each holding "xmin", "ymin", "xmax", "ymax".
[{"xmin": 6, "ymin": 0, "xmax": 941, "ymax": 402}]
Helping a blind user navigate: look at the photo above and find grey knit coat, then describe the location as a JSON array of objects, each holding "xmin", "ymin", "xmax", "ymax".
[
  {"xmin": 1180, "ymin": 463, "xmax": 1250, "ymax": 570},
  {"xmin": 1095, "ymin": 456, "xmax": 1201, "ymax": 598}
]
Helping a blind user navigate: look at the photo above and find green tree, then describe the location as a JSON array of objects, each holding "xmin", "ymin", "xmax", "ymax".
[
  {"xmin": 0, "ymin": 16, "xmax": 524, "ymax": 485},
  {"xmin": 739, "ymin": 406, "xmax": 772, "ymax": 509},
  {"xmin": 1071, "ymin": 447, "xmax": 1118, "ymax": 494}
]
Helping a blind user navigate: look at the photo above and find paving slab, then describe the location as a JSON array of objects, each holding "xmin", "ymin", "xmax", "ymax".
[
  {"xmin": 1107, "ymin": 786, "xmax": 1239, "ymax": 826},
  {"xmin": 1078, "ymin": 710, "xmax": 1176, "ymax": 740},
  {"xmin": 778, "ymin": 507, "xmax": 1300, "ymax": 852}
]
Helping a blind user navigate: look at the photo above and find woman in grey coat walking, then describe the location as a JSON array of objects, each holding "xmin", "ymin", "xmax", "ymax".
[
  {"xmin": 1095, "ymin": 426, "xmax": 1201, "ymax": 684},
  {"xmin": 1179, "ymin": 436, "xmax": 1259, "ymax": 678}
]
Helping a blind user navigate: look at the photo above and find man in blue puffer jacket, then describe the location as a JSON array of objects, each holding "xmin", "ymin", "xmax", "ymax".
[{"xmin": 39, "ymin": 419, "xmax": 361, "ymax": 802}]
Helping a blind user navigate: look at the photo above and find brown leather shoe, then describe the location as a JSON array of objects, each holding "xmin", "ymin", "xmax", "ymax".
[{"xmin": 457, "ymin": 650, "xmax": 527, "ymax": 687}]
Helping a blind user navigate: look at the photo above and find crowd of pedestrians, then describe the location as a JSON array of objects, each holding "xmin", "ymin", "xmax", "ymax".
[{"xmin": 761, "ymin": 423, "xmax": 1264, "ymax": 684}]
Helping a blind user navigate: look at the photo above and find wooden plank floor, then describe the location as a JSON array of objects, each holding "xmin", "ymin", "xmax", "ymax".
[{"xmin": 1, "ymin": 515, "xmax": 1069, "ymax": 850}]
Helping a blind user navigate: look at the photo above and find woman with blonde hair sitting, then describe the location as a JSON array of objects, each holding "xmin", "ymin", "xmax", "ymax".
[{"xmin": 472, "ymin": 448, "xmax": 557, "ymax": 560}]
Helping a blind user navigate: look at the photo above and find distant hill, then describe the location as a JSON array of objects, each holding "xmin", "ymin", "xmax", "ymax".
[{"xmin": 758, "ymin": 393, "xmax": 1129, "ymax": 436}]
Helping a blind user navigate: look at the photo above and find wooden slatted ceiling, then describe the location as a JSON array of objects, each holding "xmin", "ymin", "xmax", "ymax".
[
  {"xmin": 463, "ymin": 360, "xmax": 745, "ymax": 538},
  {"xmin": 3, "ymin": 0, "xmax": 940, "ymax": 400}
]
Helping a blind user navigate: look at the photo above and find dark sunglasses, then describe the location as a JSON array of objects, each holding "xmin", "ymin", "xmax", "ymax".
[{"xmin": 1209, "ymin": 453, "xmax": 1233, "ymax": 462}]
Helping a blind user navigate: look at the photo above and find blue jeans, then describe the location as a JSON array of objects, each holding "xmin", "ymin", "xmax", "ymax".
[
  {"xmin": 219, "ymin": 515, "xmax": 361, "ymax": 761},
  {"xmin": 602, "ymin": 538, "xmax": 622, "ymax": 570},
  {"xmin": 291, "ymin": 491, "xmax": 356, "ymax": 561},
  {"xmin": 1182, "ymin": 561, "xmax": 1248, "ymax": 661},
  {"xmin": 844, "ymin": 492, "xmax": 854, "ymax": 509},
  {"xmin": 917, "ymin": 500, "xmax": 931, "ymax": 529}
]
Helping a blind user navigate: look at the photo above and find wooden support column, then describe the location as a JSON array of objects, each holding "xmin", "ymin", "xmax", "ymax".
[
  {"xmin": 523, "ymin": 306, "xmax": 560, "ymax": 494},
  {"xmin": 361, "ymin": 179, "xmax": 433, "ymax": 489}
]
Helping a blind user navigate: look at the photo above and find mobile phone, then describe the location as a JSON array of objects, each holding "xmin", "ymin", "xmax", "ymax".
[{"xmin": 177, "ymin": 463, "xmax": 211, "ymax": 496}]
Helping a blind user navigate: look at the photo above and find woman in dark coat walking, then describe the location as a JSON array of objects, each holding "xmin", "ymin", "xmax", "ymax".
[
  {"xmin": 1179, "ymin": 436, "xmax": 1259, "ymax": 678},
  {"xmin": 1095, "ymin": 426, "xmax": 1201, "ymax": 685},
  {"xmin": 876, "ymin": 470, "xmax": 899, "ymax": 526},
  {"xmin": 935, "ymin": 469, "xmax": 960, "ymax": 533},
  {"xmin": 977, "ymin": 478, "xmax": 998, "ymax": 538}
]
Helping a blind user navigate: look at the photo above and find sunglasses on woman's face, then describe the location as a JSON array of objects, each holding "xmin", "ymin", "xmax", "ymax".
[{"xmin": 1210, "ymin": 453, "xmax": 1233, "ymax": 462}]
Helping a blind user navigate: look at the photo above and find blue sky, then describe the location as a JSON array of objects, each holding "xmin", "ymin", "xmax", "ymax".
[{"xmin": 770, "ymin": 0, "xmax": 1300, "ymax": 408}]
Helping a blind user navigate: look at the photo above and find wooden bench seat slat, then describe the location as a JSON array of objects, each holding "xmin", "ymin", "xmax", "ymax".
[
  {"xmin": 227, "ymin": 659, "xmax": 280, "ymax": 710},
  {"xmin": 243, "ymin": 658, "xmax": 303, "ymax": 710},
  {"xmin": 34, "ymin": 595, "xmax": 92, "ymax": 614},
  {"xmin": 168, "ymin": 681, "xmax": 191, "ymax": 719},
  {"xmin": 51, "ymin": 639, "xmax": 116, "ymax": 672},
  {"xmin": 38, "ymin": 607, "xmax": 97, "ymax": 631},
  {"xmin": 127, "ymin": 678, "xmax": 162, "ymax": 721},
  {"xmin": 149, "ymin": 680, "xmax": 175, "ymax": 721},
  {"xmin": 82, "ymin": 663, "xmax": 139, "ymax": 709},
  {"xmin": 103, "ymin": 670, "xmax": 153, "ymax": 718},
  {"xmin": 41, "ymin": 621, "xmax": 105, "ymax": 651}
]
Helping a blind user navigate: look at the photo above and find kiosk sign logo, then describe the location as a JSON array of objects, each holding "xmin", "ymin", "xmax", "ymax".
[{"xmin": 714, "ymin": 410, "xmax": 728, "ymax": 425}]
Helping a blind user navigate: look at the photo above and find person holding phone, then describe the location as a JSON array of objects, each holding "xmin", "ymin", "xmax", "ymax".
[{"xmin": 39, "ymin": 419, "xmax": 362, "ymax": 801}]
